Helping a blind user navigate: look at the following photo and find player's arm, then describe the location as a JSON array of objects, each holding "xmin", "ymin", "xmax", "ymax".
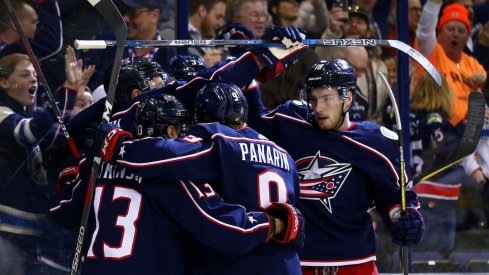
[
  {"xmin": 87, "ymin": 123, "xmax": 220, "ymax": 181},
  {"xmin": 49, "ymin": 156, "xmax": 91, "ymax": 228},
  {"xmin": 145, "ymin": 180, "xmax": 304, "ymax": 255}
]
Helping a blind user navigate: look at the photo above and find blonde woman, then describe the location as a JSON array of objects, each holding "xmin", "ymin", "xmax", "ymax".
[{"xmin": 410, "ymin": 72, "xmax": 467, "ymax": 257}]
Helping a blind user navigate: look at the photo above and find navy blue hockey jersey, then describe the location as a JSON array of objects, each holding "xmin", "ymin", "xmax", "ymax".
[
  {"xmin": 114, "ymin": 123, "xmax": 302, "ymax": 274},
  {"xmin": 243, "ymin": 87, "xmax": 420, "ymax": 267},
  {"xmin": 51, "ymin": 154, "xmax": 273, "ymax": 275},
  {"xmin": 67, "ymin": 51, "xmax": 261, "ymax": 148}
]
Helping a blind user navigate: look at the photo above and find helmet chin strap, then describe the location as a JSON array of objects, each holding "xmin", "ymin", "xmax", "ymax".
[{"xmin": 333, "ymin": 96, "xmax": 353, "ymax": 131}]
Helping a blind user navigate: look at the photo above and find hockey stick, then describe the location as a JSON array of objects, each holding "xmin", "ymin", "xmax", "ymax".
[
  {"xmin": 74, "ymin": 38, "xmax": 442, "ymax": 86},
  {"xmin": 70, "ymin": 0, "xmax": 127, "ymax": 274},
  {"xmin": 411, "ymin": 91, "xmax": 485, "ymax": 184},
  {"xmin": 3, "ymin": 0, "xmax": 80, "ymax": 158},
  {"xmin": 379, "ymin": 72, "xmax": 409, "ymax": 275}
]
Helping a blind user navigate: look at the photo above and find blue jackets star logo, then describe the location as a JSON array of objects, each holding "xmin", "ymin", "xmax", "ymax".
[{"xmin": 296, "ymin": 151, "xmax": 351, "ymax": 214}]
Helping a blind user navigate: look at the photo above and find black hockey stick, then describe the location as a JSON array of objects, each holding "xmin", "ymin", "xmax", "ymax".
[
  {"xmin": 3, "ymin": 0, "xmax": 81, "ymax": 158},
  {"xmin": 379, "ymin": 72, "xmax": 409, "ymax": 275},
  {"xmin": 70, "ymin": 0, "xmax": 127, "ymax": 274},
  {"xmin": 74, "ymin": 38, "xmax": 442, "ymax": 86},
  {"xmin": 411, "ymin": 91, "xmax": 485, "ymax": 185}
]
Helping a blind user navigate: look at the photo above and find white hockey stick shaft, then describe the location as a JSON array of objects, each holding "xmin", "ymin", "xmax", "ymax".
[
  {"xmin": 379, "ymin": 72, "xmax": 409, "ymax": 275},
  {"xmin": 75, "ymin": 38, "xmax": 442, "ymax": 87}
]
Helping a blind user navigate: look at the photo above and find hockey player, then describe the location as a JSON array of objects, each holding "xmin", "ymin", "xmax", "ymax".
[
  {"xmin": 242, "ymin": 59, "xmax": 425, "ymax": 274},
  {"xmin": 132, "ymin": 58, "xmax": 174, "ymax": 89},
  {"xmin": 168, "ymin": 54, "xmax": 207, "ymax": 83},
  {"xmin": 91, "ymin": 82, "xmax": 305, "ymax": 274},
  {"xmin": 52, "ymin": 93, "xmax": 299, "ymax": 274},
  {"xmin": 68, "ymin": 25, "xmax": 308, "ymax": 148}
]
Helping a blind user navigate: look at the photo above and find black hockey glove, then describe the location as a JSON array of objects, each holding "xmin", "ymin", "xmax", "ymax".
[
  {"xmin": 217, "ymin": 23, "xmax": 255, "ymax": 57},
  {"xmin": 249, "ymin": 26, "xmax": 308, "ymax": 82},
  {"xmin": 265, "ymin": 202, "xmax": 305, "ymax": 249},
  {"xmin": 390, "ymin": 208, "xmax": 425, "ymax": 246},
  {"xmin": 85, "ymin": 123, "xmax": 132, "ymax": 163}
]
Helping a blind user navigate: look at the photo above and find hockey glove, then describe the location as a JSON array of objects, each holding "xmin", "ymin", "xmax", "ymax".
[
  {"xmin": 390, "ymin": 208, "xmax": 425, "ymax": 246},
  {"xmin": 85, "ymin": 123, "xmax": 132, "ymax": 163},
  {"xmin": 265, "ymin": 202, "xmax": 305, "ymax": 249},
  {"xmin": 217, "ymin": 23, "xmax": 255, "ymax": 57},
  {"xmin": 249, "ymin": 26, "xmax": 308, "ymax": 82}
]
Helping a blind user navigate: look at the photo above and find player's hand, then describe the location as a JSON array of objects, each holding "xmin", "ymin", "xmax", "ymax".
[
  {"xmin": 217, "ymin": 23, "xmax": 255, "ymax": 56},
  {"xmin": 263, "ymin": 26, "xmax": 305, "ymax": 48},
  {"xmin": 390, "ymin": 208, "xmax": 425, "ymax": 246},
  {"xmin": 217, "ymin": 22, "xmax": 255, "ymax": 41},
  {"xmin": 265, "ymin": 202, "xmax": 305, "ymax": 249},
  {"xmin": 249, "ymin": 26, "xmax": 308, "ymax": 81},
  {"xmin": 85, "ymin": 123, "xmax": 133, "ymax": 163}
]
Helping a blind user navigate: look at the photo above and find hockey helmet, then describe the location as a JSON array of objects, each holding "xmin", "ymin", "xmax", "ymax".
[
  {"xmin": 133, "ymin": 58, "xmax": 174, "ymax": 86},
  {"xmin": 195, "ymin": 82, "xmax": 248, "ymax": 126},
  {"xmin": 169, "ymin": 54, "xmax": 206, "ymax": 82},
  {"xmin": 135, "ymin": 94, "xmax": 192, "ymax": 138},
  {"xmin": 104, "ymin": 61, "xmax": 150, "ymax": 111},
  {"xmin": 303, "ymin": 59, "xmax": 357, "ymax": 101}
]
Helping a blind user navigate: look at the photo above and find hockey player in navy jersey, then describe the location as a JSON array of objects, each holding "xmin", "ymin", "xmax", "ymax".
[
  {"xmin": 239, "ymin": 59, "xmax": 425, "ymax": 274},
  {"xmin": 52, "ymin": 93, "xmax": 299, "ymax": 274},
  {"xmin": 68, "ymin": 25, "xmax": 308, "ymax": 148},
  {"xmin": 91, "ymin": 82, "xmax": 305, "ymax": 274},
  {"xmin": 168, "ymin": 54, "xmax": 207, "ymax": 83}
]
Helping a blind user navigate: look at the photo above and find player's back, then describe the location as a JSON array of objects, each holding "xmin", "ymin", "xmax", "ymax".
[
  {"xmin": 188, "ymin": 123, "xmax": 301, "ymax": 275},
  {"xmin": 81, "ymin": 161, "xmax": 189, "ymax": 275}
]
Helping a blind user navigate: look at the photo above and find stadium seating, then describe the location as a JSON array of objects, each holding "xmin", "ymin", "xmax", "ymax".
[
  {"xmin": 449, "ymin": 251, "xmax": 489, "ymax": 271},
  {"xmin": 412, "ymin": 260, "xmax": 460, "ymax": 272}
]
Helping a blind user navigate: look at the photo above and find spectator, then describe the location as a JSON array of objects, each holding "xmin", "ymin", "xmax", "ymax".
[
  {"xmin": 410, "ymin": 72, "xmax": 468, "ymax": 258},
  {"xmin": 0, "ymin": 0, "xmax": 62, "ymax": 60},
  {"xmin": 473, "ymin": 20, "xmax": 489, "ymax": 72},
  {"xmin": 227, "ymin": 0, "xmax": 269, "ymax": 38},
  {"xmin": 0, "ymin": 53, "xmax": 58, "ymax": 275},
  {"xmin": 385, "ymin": 0, "xmax": 422, "ymax": 57},
  {"xmin": 83, "ymin": 0, "xmax": 175, "ymax": 93},
  {"xmin": 294, "ymin": 0, "xmax": 328, "ymax": 38},
  {"xmin": 188, "ymin": 0, "xmax": 227, "ymax": 66},
  {"xmin": 0, "ymin": 0, "xmax": 63, "ymax": 103},
  {"xmin": 260, "ymin": 0, "xmax": 319, "ymax": 109},
  {"xmin": 415, "ymin": 0, "xmax": 486, "ymax": 126},
  {"xmin": 354, "ymin": 0, "xmax": 382, "ymax": 39},
  {"xmin": 317, "ymin": 5, "xmax": 389, "ymax": 124}
]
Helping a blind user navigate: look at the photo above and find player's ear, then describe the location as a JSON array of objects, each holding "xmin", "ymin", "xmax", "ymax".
[
  {"xmin": 166, "ymin": 125, "xmax": 179, "ymax": 139},
  {"xmin": 131, "ymin": 88, "xmax": 142, "ymax": 100},
  {"xmin": 343, "ymin": 91, "xmax": 353, "ymax": 110}
]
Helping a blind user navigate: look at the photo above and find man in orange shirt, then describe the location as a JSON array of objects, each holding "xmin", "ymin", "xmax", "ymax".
[{"xmin": 416, "ymin": 0, "xmax": 486, "ymax": 125}]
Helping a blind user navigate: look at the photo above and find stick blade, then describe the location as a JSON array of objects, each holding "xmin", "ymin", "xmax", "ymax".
[{"xmin": 413, "ymin": 91, "xmax": 485, "ymax": 184}]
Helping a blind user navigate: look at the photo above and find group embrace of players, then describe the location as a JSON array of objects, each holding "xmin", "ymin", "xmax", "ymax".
[{"xmin": 50, "ymin": 25, "xmax": 425, "ymax": 275}]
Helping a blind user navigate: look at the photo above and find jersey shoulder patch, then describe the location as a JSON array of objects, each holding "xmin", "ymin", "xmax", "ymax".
[
  {"xmin": 380, "ymin": 126, "xmax": 398, "ymax": 140},
  {"xmin": 0, "ymin": 106, "xmax": 15, "ymax": 123}
]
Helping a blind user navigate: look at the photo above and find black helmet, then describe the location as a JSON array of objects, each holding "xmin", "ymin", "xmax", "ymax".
[
  {"xmin": 135, "ymin": 94, "xmax": 192, "ymax": 138},
  {"xmin": 304, "ymin": 59, "xmax": 357, "ymax": 100},
  {"xmin": 195, "ymin": 82, "xmax": 248, "ymax": 126},
  {"xmin": 169, "ymin": 54, "xmax": 206, "ymax": 82},
  {"xmin": 104, "ymin": 61, "xmax": 150, "ymax": 111},
  {"xmin": 133, "ymin": 58, "xmax": 173, "ymax": 86}
]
